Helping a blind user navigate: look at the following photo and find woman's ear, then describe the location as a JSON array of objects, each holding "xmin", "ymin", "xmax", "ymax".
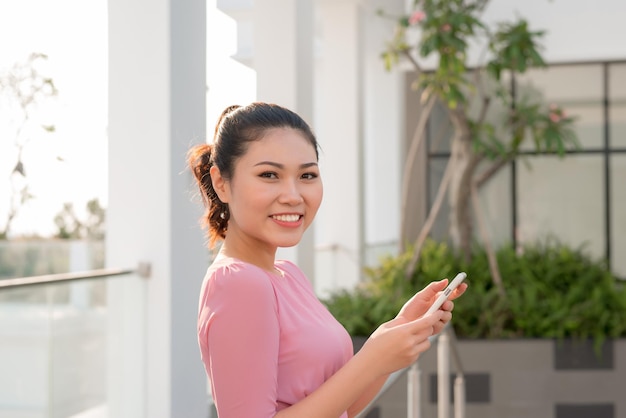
[{"xmin": 210, "ymin": 166, "xmax": 230, "ymax": 203}]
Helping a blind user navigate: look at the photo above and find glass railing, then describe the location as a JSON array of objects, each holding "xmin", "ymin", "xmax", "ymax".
[
  {"xmin": 0, "ymin": 240, "xmax": 105, "ymax": 281},
  {"xmin": 0, "ymin": 240, "xmax": 147, "ymax": 418},
  {"xmin": 1, "ymin": 281, "xmax": 108, "ymax": 418}
]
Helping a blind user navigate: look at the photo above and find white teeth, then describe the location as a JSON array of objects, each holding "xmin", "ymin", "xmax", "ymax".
[{"xmin": 272, "ymin": 214, "xmax": 300, "ymax": 222}]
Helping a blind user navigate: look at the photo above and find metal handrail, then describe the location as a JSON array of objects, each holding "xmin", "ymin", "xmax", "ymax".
[
  {"xmin": 355, "ymin": 367, "xmax": 412, "ymax": 417},
  {"xmin": 448, "ymin": 326, "xmax": 466, "ymax": 418},
  {"xmin": 356, "ymin": 323, "xmax": 466, "ymax": 418},
  {"xmin": 0, "ymin": 262, "xmax": 151, "ymax": 289},
  {"xmin": 354, "ymin": 332, "xmax": 440, "ymax": 418},
  {"xmin": 429, "ymin": 325, "xmax": 466, "ymax": 418}
]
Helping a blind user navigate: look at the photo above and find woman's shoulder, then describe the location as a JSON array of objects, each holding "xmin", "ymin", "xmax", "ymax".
[
  {"xmin": 274, "ymin": 259, "xmax": 301, "ymax": 276},
  {"xmin": 204, "ymin": 257, "xmax": 275, "ymax": 294},
  {"xmin": 275, "ymin": 259, "xmax": 314, "ymax": 288},
  {"xmin": 197, "ymin": 258, "xmax": 280, "ymax": 333}
]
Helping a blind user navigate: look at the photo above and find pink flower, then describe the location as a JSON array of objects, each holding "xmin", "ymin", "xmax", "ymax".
[
  {"xmin": 549, "ymin": 112, "xmax": 561, "ymax": 123},
  {"xmin": 409, "ymin": 10, "xmax": 426, "ymax": 25},
  {"xmin": 441, "ymin": 23, "xmax": 452, "ymax": 32}
]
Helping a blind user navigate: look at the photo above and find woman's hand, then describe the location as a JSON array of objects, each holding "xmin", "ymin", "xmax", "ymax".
[
  {"xmin": 352, "ymin": 278, "xmax": 468, "ymax": 381},
  {"xmin": 357, "ymin": 311, "xmax": 444, "ymax": 377},
  {"xmin": 396, "ymin": 278, "xmax": 468, "ymax": 335}
]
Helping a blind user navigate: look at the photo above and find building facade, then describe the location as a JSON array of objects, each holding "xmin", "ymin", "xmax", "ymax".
[
  {"xmin": 2, "ymin": 1, "xmax": 622, "ymax": 418},
  {"xmin": 105, "ymin": 0, "xmax": 626, "ymax": 416}
]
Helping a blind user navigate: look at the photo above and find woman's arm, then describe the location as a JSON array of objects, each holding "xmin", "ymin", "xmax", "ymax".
[
  {"xmin": 347, "ymin": 279, "xmax": 468, "ymax": 417},
  {"xmin": 200, "ymin": 268, "xmax": 282, "ymax": 417},
  {"xmin": 346, "ymin": 375, "xmax": 389, "ymax": 418},
  {"xmin": 274, "ymin": 312, "xmax": 443, "ymax": 418}
]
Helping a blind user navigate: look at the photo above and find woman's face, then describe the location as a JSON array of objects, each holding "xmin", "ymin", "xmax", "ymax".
[{"xmin": 218, "ymin": 127, "xmax": 323, "ymax": 251}]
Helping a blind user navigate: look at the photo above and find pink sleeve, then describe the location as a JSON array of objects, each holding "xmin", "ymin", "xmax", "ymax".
[{"xmin": 204, "ymin": 267, "xmax": 280, "ymax": 417}]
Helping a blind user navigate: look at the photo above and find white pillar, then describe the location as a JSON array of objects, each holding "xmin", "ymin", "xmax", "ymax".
[
  {"xmin": 252, "ymin": 0, "xmax": 316, "ymax": 284},
  {"xmin": 314, "ymin": 0, "xmax": 365, "ymax": 294},
  {"xmin": 437, "ymin": 332, "xmax": 451, "ymax": 418},
  {"xmin": 314, "ymin": 0, "xmax": 406, "ymax": 296},
  {"xmin": 107, "ymin": 1, "xmax": 209, "ymax": 417},
  {"xmin": 361, "ymin": 0, "xmax": 405, "ymax": 260}
]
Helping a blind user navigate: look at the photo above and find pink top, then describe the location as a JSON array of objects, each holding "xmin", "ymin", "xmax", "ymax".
[{"xmin": 197, "ymin": 256, "xmax": 353, "ymax": 417}]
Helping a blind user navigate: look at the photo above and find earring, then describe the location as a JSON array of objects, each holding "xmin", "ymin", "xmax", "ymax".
[{"xmin": 220, "ymin": 205, "xmax": 229, "ymax": 220}]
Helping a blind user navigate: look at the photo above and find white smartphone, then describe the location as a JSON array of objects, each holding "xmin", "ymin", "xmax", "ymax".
[{"xmin": 425, "ymin": 272, "xmax": 467, "ymax": 315}]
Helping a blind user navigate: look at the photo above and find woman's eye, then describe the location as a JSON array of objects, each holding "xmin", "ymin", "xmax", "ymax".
[
  {"xmin": 302, "ymin": 172, "xmax": 318, "ymax": 180},
  {"xmin": 259, "ymin": 172, "xmax": 278, "ymax": 179}
]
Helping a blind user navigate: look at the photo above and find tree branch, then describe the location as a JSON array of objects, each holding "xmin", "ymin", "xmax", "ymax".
[
  {"xmin": 401, "ymin": 48, "xmax": 424, "ymax": 75},
  {"xmin": 405, "ymin": 154, "xmax": 454, "ymax": 278},
  {"xmin": 476, "ymin": 96, "xmax": 491, "ymax": 126},
  {"xmin": 470, "ymin": 181, "xmax": 506, "ymax": 297},
  {"xmin": 400, "ymin": 94, "xmax": 437, "ymax": 250},
  {"xmin": 475, "ymin": 156, "xmax": 511, "ymax": 189}
]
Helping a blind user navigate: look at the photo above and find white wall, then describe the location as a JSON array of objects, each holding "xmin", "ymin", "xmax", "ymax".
[
  {"xmin": 481, "ymin": 0, "xmax": 626, "ymax": 63},
  {"xmin": 207, "ymin": 4, "xmax": 257, "ymax": 128},
  {"xmin": 411, "ymin": 1, "xmax": 626, "ymax": 69}
]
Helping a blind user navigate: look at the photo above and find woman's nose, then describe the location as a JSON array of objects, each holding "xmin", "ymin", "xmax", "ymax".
[{"xmin": 278, "ymin": 179, "xmax": 304, "ymax": 204}]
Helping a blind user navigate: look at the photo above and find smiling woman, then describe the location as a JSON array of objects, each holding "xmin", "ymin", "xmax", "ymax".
[
  {"xmin": 212, "ymin": 125, "xmax": 323, "ymax": 254},
  {"xmin": 187, "ymin": 102, "xmax": 467, "ymax": 418}
]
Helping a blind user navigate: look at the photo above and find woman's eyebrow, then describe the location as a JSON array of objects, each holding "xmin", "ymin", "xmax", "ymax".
[{"xmin": 254, "ymin": 161, "xmax": 318, "ymax": 169}]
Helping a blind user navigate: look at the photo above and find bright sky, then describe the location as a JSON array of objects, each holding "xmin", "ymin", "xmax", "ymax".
[
  {"xmin": 0, "ymin": 0, "xmax": 255, "ymax": 238},
  {"xmin": 0, "ymin": 0, "xmax": 108, "ymax": 238}
]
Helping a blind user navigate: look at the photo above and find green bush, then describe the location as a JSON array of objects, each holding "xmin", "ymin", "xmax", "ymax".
[{"xmin": 323, "ymin": 238, "xmax": 626, "ymax": 346}]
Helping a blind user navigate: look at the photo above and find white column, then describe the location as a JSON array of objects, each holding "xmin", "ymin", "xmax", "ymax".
[
  {"xmin": 314, "ymin": 0, "xmax": 365, "ymax": 295},
  {"xmin": 252, "ymin": 0, "xmax": 316, "ymax": 284},
  {"xmin": 361, "ymin": 0, "xmax": 405, "ymax": 260},
  {"xmin": 107, "ymin": 1, "xmax": 209, "ymax": 417},
  {"xmin": 314, "ymin": 0, "xmax": 405, "ymax": 296}
]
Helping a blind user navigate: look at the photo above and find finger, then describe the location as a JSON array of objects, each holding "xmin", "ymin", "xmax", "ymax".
[
  {"xmin": 433, "ymin": 311, "xmax": 452, "ymax": 326},
  {"xmin": 411, "ymin": 324, "xmax": 435, "ymax": 342},
  {"xmin": 441, "ymin": 300, "xmax": 454, "ymax": 312},
  {"xmin": 433, "ymin": 321, "xmax": 446, "ymax": 334},
  {"xmin": 417, "ymin": 280, "xmax": 449, "ymax": 308},
  {"xmin": 448, "ymin": 283, "xmax": 468, "ymax": 301},
  {"xmin": 420, "ymin": 279, "xmax": 448, "ymax": 299},
  {"xmin": 404, "ymin": 310, "xmax": 443, "ymax": 333},
  {"xmin": 401, "ymin": 281, "xmax": 445, "ymax": 311},
  {"xmin": 413, "ymin": 338, "xmax": 432, "ymax": 354},
  {"xmin": 398, "ymin": 280, "xmax": 448, "ymax": 318},
  {"xmin": 439, "ymin": 311, "xmax": 452, "ymax": 323},
  {"xmin": 433, "ymin": 312, "xmax": 452, "ymax": 334}
]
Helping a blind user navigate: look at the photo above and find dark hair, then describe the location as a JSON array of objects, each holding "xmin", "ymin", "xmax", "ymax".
[{"xmin": 187, "ymin": 102, "xmax": 319, "ymax": 248}]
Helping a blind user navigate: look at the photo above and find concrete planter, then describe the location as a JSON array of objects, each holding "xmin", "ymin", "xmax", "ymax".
[{"xmin": 356, "ymin": 338, "xmax": 626, "ymax": 418}]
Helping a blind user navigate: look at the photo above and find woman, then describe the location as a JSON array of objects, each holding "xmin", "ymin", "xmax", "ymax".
[{"xmin": 188, "ymin": 102, "xmax": 467, "ymax": 417}]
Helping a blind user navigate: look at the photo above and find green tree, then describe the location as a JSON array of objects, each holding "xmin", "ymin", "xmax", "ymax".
[
  {"xmin": 53, "ymin": 198, "xmax": 106, "ymax": 240},
  {"xmin": 53, "ymin": 203, "xmax": 82, "ymax": 239},
  {"xmin": 380, "ymin": 0, "xmax": 578, "ymax": 295},
  {"xmin": 0, "ymin": 53, "xmax": 58, "ymax": 239}
]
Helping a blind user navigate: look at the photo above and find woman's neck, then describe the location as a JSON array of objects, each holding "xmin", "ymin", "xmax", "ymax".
[{"xmin": 219, "ymin": 239, "xmax": 277, "ymax": 273}]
